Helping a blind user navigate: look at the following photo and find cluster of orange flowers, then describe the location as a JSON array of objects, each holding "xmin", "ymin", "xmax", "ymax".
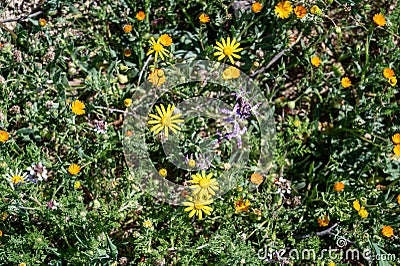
[
  {"xmin": 311, "ymin": 55, "xmax": 353, "ymax": 88},
  {"xmin": 274, "ymin": 1, "xmax": 322, "ymax": 19},
  {"xmin": 198, "ymin": 2, "xmax": 263, "ymax": 24},
  {"xmin": 392, "ymin": 133, "xmax": 400, "ymax": 156},
  {"xmin": 122, "ymin": 11, "xmax": 146, "ymax": 34}
]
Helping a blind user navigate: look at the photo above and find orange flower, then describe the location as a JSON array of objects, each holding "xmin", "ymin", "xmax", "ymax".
[
  {"xmin": 39, "ymin": 18, "xmax": 46, "ymax": 27},
  {"xmin": 68, "ymin": 164, "xmax": 81, "ymax": 175},
  {"xmin": 124, "ymin": 49, "xmax": 132, "ymax": 57},
  {"xmin": 222, "ymin": 66, "xmax": 240, "ymax": 80},
  {"xmin": 394, "ymin": 145, "xmax": 400, "ymax": 156},
  {"xmin": 383, "ymin": 68, "xmax": 395, "ymax": 78},
  {"xmin": 123, "ymin": 24, "xmax": 132, "ymax": 33},
  {"xmin": 199, "ymin": 13, "xmax": 210, "ymax": 23},
  {"xmin": 318, "ymin": 214, "xmax": 329, "ymax": 227},
  {"xmin": 251, "ymin": 2, "xmax": 263, "ymax": 13},
  {"xmin": 341, "ymin": 77, "xmax": 351, "ymax": 88},
  {"xmin": 250, "ymin": 173, "xmax": 263, "ymax": 185},
  {"xmin": 311, "ymin": 56, "xmax": 321, "ymax": 67},
  {"xmin": 373, "ymin": 13, "xmax": 386, "ymax": 26},
  {"xmin": 381, "ymin": 225, "xmax": 394, "ymax": 237},
  {"xmin": 235, "ymin": 198, "xmax": 250, "ymax": 212},
  {"xmin": 294, "ymin": 6, "xmax": 307, "ymax": 18},
  {"xmin": 159, "ymin": 34, "xmax": 172, "ymax": 47},
  {"xmin": 392, "ymin": 133, "xmax": 400, "ymax": 144},
  {"xmin": 0, "ymin": 131, "xmax": 9, "ymax": 143},
  {"xmin": 397, "ymin": 194, "xmax": 400, "ymax": 205},
  {"xmin": 274, "ymin": 1, "xmax": 293, "ymax": 19},
  {"xmin": 136, "ymin": 11, "xmax": 146, "ymax": 21},
  {"xmin": 71, "ymin": 100, "xmax": 85, "ymax": 115},
  {"xmin": 333, "ymin": 182, "xmax": 344, "ymax": 192}
]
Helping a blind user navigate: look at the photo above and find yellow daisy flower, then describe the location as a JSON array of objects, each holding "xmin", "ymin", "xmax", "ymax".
[
  {"xmin": 148, "ymin": 104, "xmax": 184, "ymax": 138},
  {"xmin": 213, "ymin": 37, "xmax": 243, "ymax": 64},
  {"xmin": 274, "ymin": 1, "xmax": 293, "ymax": 19},
  {"xmin": 310, "ymin": 5, "xmax": 321, "ymax": 15},
  {"xmin": 183, "ymin": 194, "xmax": 213, "ymax": 220},
  {"xmin": 71, "ymin": 100, "xmax": 85, "ymax": 115},
  {"xmin": 68, "ymin": 164, "xmax": 81, "ymax": 175},
  {"xmin": 146, "ymin": 37, "xmax": 170, "ymax": 62},
  {"xmin": 189, "ymin": 170, "xmax": 219, "ymax": 198},
  {"xmin": 388, "ymin": 77, "xmax": 397, "ymax": 87},
  {"xmin": 373, "ymin": 13, "xmax": 386, "ymax": 27}
]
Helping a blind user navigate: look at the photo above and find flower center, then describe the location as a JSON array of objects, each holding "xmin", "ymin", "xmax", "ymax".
[
  {"xmin": 188, "ymin": 159, "xmax": 196, "ymax": 167},
  {"xmin": 194, "ymin": 203, "xmax": 204, "ymax": 210},
  {"xmin": 199, "ymin": 178, "xmax": 211, "ymax": 188},
  {"xmin": 223, "ymin": 47, "xmax": 233, "ymax": 56},
  {"xmin": 153, "ymin": 43, "xmax": 163, "ymax": 52},
  {"xmin": 161, "ymin": 116, "xmax": 171, "ymax": 127},
  {"xmin": 11, "ymin": 175, "xmax": 24, "ymax": 184}
]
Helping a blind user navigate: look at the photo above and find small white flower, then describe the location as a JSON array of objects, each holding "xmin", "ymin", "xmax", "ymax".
[
  {"xmin": 27, "ymin": 162, "xmax": 48, "ymax": 182},
  {"xmin": 46, "ymin": 199, "xmax": 60, "ymax": 210},
  {"xmin": 5, "ymin": 169, "xmax": 28, "ymax": 188},
  {"xmin": 143, "ymin": 219, "xmax": 154, "ymax": 229}
]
